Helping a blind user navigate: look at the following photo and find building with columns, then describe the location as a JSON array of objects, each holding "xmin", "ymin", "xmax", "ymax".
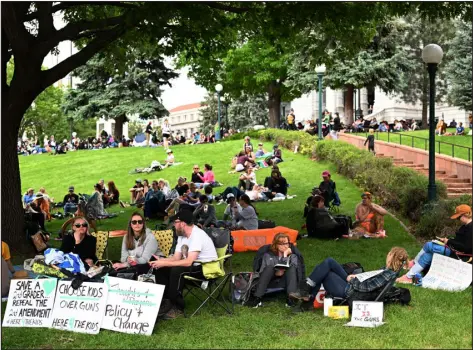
[{"xmin": 290, "ymin": 87, "xmax": 469, "ymax": 126}]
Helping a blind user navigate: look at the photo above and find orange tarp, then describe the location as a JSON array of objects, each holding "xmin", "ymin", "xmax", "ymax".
[{"xmin": 232, "ymin": 226, "xmax": 298, "ymax": 253}]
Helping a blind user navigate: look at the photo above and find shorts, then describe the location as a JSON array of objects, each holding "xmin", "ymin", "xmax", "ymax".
[
  {"xmin": 163, "ymin": 133, "xmax": 170, "ymax": 139},
  {"xmin": 235, "ymin": 164, "xmax": 245, "ymax": 172}
]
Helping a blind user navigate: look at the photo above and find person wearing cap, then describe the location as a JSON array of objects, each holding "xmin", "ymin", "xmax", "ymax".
[
  {"xmin": 397, "ymin": 204, "xmax": 472, "ymax": 284},
  {"xmin": 163, "ymin": 149, "xmax": 175, "ymax": 168},
  {"xmin": 255, "ymin": 143, "xmax": 266, "ymax": 157},
  {"xmin": 29, "ymin": 192, "xmax": 47, "ymax": 230},
  {"xmin": 63, "ymin": 186, "xmax": 79, "ymax": 215},
  {"xmin": 266, "ymin": 144, "xmax": 283, "ymax": 166},
  {"xmin": 129, "ymin": 179, "xmax": 145, "ymax": 204},
  {"xmin": 347, "ymin": 192, "xmax": 387, "ymax": 239},
  {"xmin": 148, "ymin": 210, "xmax": 218, "ymax": 319},
  {"xmin": 318, "ymin": 170, "xmax": 338, "ymax": 208},
  {"xmin": 221, "ymin": 193, "xmax": 242, "ymax": 227},
  {"xmin": 23, "ymin": 188, "xmax": 35, "ymax": 206}
]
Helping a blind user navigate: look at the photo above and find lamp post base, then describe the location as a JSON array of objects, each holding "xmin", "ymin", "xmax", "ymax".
[{"xmin": 427, "ymin": 184, "xmax": 437, "ymax": 202}]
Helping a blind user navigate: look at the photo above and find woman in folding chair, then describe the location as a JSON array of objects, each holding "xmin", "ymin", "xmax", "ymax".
[
  {"xmin": 148, "ymin": 210, "xmax": 217, "ymax": 320},
  {"xmin": 289, "ymin": 247, "xmax": 408, "ymax": 310},
  {"xmin": 397, "ymin": 204, "xmax": 472, "ymax": 284}
]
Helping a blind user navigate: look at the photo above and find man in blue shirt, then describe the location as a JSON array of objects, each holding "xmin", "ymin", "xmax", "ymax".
[
  {"xmin": 456, "ymin": 122, "xmax": 465, "ymax": 135},
  {"xmin": 23, "ymin": 188, "xmax": 35, "ymax": 206}
]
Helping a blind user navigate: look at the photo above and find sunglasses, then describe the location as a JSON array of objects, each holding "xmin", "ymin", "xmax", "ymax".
[
  {"xmin": 194, "ymin": 168, "xmax": 200, "ymax": 170},
  {"xmin": 131, "ymin": 220, "xmax": 143, "ymax": 225},
  {"xmin": 74, "ymin": 223, "xmax": 88, "ymax": 228}
]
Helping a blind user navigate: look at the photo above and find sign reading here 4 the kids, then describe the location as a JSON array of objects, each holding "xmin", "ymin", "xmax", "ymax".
[
  {"xmin": 3, "ymin": 278, "xmax": 57, "ymax": 328},
  {"xmin": 50, "ymin": 280, "xmax": 108, "ymax": 334}
]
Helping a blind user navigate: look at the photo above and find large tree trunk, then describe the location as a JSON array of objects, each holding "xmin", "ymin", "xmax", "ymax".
[
  {"xmin": 344, "ymin": 84, "xmax": 354, "ymax": 125},
  {"xmin": 421, "ymin": 68, "xmax": 429, "ymax": 129},
  {"xmin": 267, "ymin": 81, "xmax": 281, "ymax": 128},
  {"xmin": 114, "ymin": 115, "xmax": 126, "ymax": 140}
]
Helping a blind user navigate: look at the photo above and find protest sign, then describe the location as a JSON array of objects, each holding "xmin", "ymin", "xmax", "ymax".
[
  {"xmin": 3, "ymin": 278, "xmax": 57, "ymax": 328},
  {"xmin": 422, "ymin": 254, "xmax": 472, "ymax": 292},
  {"xmin": 50, "ymin": 280, "xmax": 108, "ymax": 334},
  {"xmin": 102, "ymin": 276, "xmax": 165, "ymax": 336},
  {"xmin": 344, "ymin": 301, "xmax": 384, "ymax": 328},
  {"xmin": 354, "ymin": 270, "xmax": 384, "ymax": 283}
]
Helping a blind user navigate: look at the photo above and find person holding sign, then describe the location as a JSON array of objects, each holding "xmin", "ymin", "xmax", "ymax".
[
  {"xmin": 397, "ymin": 205, "xmax": 472, "ymax": 284},
  {"xmin": 148, "ymin": 210, "xmax": 217, "ymax": 320},
  {"xmin": 289, "ymin": 247, "xmax": 408, "ymax": 308},
  {"xmin": 113, "ymin": 212, "xmax": 163, "ymax": 271},
  {"xmin": 60, "ymin": 217, "xmax": 97, "ymax": 269}
]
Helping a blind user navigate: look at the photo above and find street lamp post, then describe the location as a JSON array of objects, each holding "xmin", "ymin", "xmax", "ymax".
[
  {"xmin": 315, "ymin": 65, "xmax": 326, "ymax": 140},
  {"xmin": 215, "ymin": 84, "xmax": 223, "ymax": 140},
  {"xmin": 422, "ymin": 44, "xmax": 444, "ymax": 202}
]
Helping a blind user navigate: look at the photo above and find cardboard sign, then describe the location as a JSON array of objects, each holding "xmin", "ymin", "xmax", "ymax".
[
  {"xmin": 101, "ymin": 276, "xmax": 165, "ymax": 336},
  {"xmin": 345, "ymin": 301, "xmax": 384, "ymax": 328},
  {"xmin": 328, "ymin": 306, "xmax": 349, "ymax": 319},
  {"xmin": 50, "ymin": 281, "xmax": 108, "ymax": 334},
  {"xmin": 3, "ymin": 278, "xmax": 57, "ymax": 328},
  {"xmin": 422, "ymin": 254, "xmax": 472, "ymax": 292}
]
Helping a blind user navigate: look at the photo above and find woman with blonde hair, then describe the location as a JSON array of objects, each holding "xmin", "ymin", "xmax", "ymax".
[
  {"xmin": 290, "ymin": 247, "xmax": 408, "ymax": 303},
  {"xmin": 60, "ymin": 216, "xmax": 97, "ymax": 268},
  {"xmin": 248, "ymin": 233, "xmax": 305, "ymax": 308}
]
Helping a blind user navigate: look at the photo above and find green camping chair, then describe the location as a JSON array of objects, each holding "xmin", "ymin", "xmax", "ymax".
[{"xmin": 183, "ymin": 228, "xmax": 234, "ymax": 317}]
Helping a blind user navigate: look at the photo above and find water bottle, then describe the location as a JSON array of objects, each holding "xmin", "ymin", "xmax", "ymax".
[{"xmin": 414, "ymin": 273, "xmax": 423, "ymax": 287}]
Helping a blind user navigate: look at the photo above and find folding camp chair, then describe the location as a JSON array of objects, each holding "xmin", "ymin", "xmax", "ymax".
[
  {"xmin": 91, "ymin": 230, "xmax": 109, "ymax": 260},
  {"xmin": 183, "ymin": 228, "xmax": 234, "ymax": 317}
]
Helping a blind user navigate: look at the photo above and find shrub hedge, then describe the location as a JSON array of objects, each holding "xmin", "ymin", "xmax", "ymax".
[{"xmin": 227, "ymin": 129, "xmax": 471, "ymax": 239}]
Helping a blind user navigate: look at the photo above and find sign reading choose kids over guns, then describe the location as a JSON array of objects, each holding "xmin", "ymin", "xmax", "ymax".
[{"xmin": 50, "ymin": 280, "xmax": 109, "ymax": 334}]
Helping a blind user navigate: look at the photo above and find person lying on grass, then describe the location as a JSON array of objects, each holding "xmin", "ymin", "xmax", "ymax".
[
  {"xmin": 343, "ymin": 192, "xmax": 387, "ymax": 239},
  {"xmin": 247, "ymin": 233, "xmax": 305, "ymax": 308},
  {"xmin": 290, "ymin": 247, "xmax": 408, "ymax": 310},
  {"xmin": 397, "ymin": 204, "xmax": 472, "ymax": 284}
]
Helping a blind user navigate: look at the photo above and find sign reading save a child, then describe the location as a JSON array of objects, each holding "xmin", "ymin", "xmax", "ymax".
[
  {"xmin": 50, "ymin": 280, "xmax": 108, "ymax": 334},
  {"xmin": 101, "ymin": 276, "xmax": 165, "ymax": 336},
  {"xmin": 2, "ymin": 278, "xmax": 57, "ymax": 328}
]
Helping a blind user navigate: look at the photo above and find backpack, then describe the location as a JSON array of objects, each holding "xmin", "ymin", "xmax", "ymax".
[
  {"xmin": 344, "ymin": 286, "xmax": 411, "ymax": 310},
  {"xmin": 258, "ymin": 220, "xmax": 276, "ymax": 229},
  {"xmin": 342, "ymin": 262, "xmax": 364, "ymax": 275},
  {"xmin": 232, "ymin": 272, "xmax": 260, "ymax": 304}
]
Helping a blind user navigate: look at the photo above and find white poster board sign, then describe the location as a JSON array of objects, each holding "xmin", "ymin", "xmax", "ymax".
[
  {"xmin": 422, "ymin": 254, "xmax": 472, "ymax": 291},
  {"xmin": 2, "ymin": 278, "xmax": 57, "ymax": 328},
  {"xmin": 354, "ymin": 270, "xmax": 384, "ymax": 283},
  {"xmin": 101, "ymin": 276, "xmax": 165, "ymax": 336},
  {"xmin": 50, "ymin": 280, "xmax": 108, "ymax": 334},
  {"xmin": 345, "ymin": 301, "xmax": 384, "ymax": 328}
]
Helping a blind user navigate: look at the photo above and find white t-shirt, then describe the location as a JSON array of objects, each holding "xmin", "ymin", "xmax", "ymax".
[
  {"xmin": 175, "ymin": 225, "xmax": 217, "ymax": 263},
  {"xmin": 162, "ymin": 123, "xmax": 171, "ymax": 135},
  {"xmin": 166, "ymin": 154, "xmax": 175, "ymax": 163},
  {"xmin": 245, "ymin": 190, "xmax": 263, "ymax": 201}
]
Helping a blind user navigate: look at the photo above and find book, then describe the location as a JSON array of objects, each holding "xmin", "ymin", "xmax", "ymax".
[
  {"xmin": 274, "ymin": 260, "xmax": 291, "ymax": 269},
  {"xmin": 354, "ymin": 270, "xmax": 384, "ymax": 282}
]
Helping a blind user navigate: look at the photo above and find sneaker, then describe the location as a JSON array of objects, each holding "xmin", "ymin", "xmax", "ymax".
[
  {"xmin": 158, "ymin": 299, "xmax": 173, "ymax": 317},
  {"xmin": 245, "ymin": 297, "xmax": 263, "ymax": 308},
  {"xmin": 162, "ymin": 307, "xmax": 184, "ymax": 320},
  {"xmin": 119, "ymin": 201, "xmax": 126, "ymax": 208},
  {"xmin": 289, "ymin": 281, "xmax": 312, "ymax": 301},
  {"xmin": 291, "ymin": 298, "xmax": 315, "ymax": 313},
  {"xmin": 396, "ymin": 274, "xmax": 413, "ymax": 284}
]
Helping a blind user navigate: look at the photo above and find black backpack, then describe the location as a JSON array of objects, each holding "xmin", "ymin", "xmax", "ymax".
[
  {"xmin": 258, "ymin": 220, "xmax": 276, "ymax": 229},
  {"xmin": 344, "ymin": 286, "xmax": 411, "ymax": 310},
  {"xmin": 232, "ymin": 272, "xmax": 260, "ymax": 304}
]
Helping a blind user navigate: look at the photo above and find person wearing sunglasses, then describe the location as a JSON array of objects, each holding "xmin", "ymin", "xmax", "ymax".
[
  {"xmin": 397, "ymin": 204, "xmax": 472, "ymax": 284},
  {"xmin": 148, "ymin": 210, "xmax": 217, "ymax": 319},
  {"xmin": 191, "ymin": 165, "xmax": 204, "ymax": 184},
  {"xmin": 112, "ymin": 212, "xmax": 162, "ymax": 271},
  {"xmin": 248, "ymin": 233, "xmax": 305, "ymax": 308},
  {"xmin": 60, "ymin": 217, "xmax": 97, "ymax": 269}
]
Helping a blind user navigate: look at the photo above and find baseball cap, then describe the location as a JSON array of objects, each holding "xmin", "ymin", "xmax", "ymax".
[
  {"xmin": 68, "ymin": 186, "xmax": 74, "ymax": 191},
  {"xmin": 170, "ymin": 210, "xmax": 194, "ymax": 225},
  {"xmin": 166, "ymin": 149, "xmax": 172, "ymax": 153},
  {"xmin": 136, "ymin": 179, "xmax": 142, "ymax": 183},
  {"xmin": 450, "ymin": 204, "xmax": 472, "ymax": 219},
  {"xmin": 322, "ymin": 170, "xmax": 331, "ymax": 177}
]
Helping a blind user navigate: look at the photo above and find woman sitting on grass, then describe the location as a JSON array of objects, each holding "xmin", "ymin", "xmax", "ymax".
[
  {"xmin": 306, "ymin": 195, "xmax": 349, "ymax": 239},
  {"xmin": 344, "ymin": 192, "xmax": 387, "ymax": 239},
  {"xmin": 60, "ymin": 217, "xmax": 97, "ymax": 269},
  {"xmin": 290, "ymin": 247, "xmax": 408, "ymax": 308},
  {"xmin": 107, "ymin": 181, "xmax": 120, "ymax": 205},
  {"xmin": 247, "ymin": 233, "xmax": 305, "ymax": 308},
  {"xmin": 397, "ymin": 204, "xmax": 472, "ymax": 284},
  {"xmin": 195, "ymin": 164, "xmax": 215, "ymax": 189},
  {"xmin": 89, "ymin": 183, "xmax": 108, "ymax": 216},
  {"xmin": 112, "ymin": 212, "xmax": 162, "ymax": 272},
  {"xmin": 234, "ymin": 194, "xmax": 259, "ymax": 230}
]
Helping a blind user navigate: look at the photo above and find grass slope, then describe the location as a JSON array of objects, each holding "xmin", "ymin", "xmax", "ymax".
[
  {"xmin": 2, "ymin": 140, "xmax": 471, "ymax": 349},
  {"xmin": 353, "ymin": 129, "xmax": 473, "ymax": 161}
]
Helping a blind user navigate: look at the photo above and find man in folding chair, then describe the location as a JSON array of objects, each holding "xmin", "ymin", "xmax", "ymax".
[{"xmin": 148, "ymin": 210, "xmax": 217, "ymax": 320}]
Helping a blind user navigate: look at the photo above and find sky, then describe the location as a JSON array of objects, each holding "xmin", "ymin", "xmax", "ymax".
[{"xmin": 43, "ymin": 14, "xmax": 208, "ymax": 112}]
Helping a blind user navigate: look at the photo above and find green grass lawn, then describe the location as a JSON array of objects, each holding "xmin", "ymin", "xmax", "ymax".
[
  {"xmin": 2, "ymin": 140, "xmax": 471, "ymax": 349},
  {"xmin": 352, "ymin": 128, "xmax": 473, "ymax": 161}
]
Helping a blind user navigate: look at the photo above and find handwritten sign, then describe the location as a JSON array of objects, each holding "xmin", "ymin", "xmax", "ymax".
[
  {"xmin": 345, "ymin": 301, "xmax": 384, "ymax": 328},
  {"xmin": 3, "ymin": 278, "xmax": 57, "ymax": 328},
  {"xmin": 101, "ymin": 276, "xmax": 165, "ymax": 336},
  {"xmin": 354, "ymin": 270, "xmax": 384, "ymax": 283},
  {"xmin": 50, "ymin": 280, "xmax": 108, "ymax": 334},
  {"xmin": 422, "ymin": 254, "xmax": 472, "ymax": 291}
]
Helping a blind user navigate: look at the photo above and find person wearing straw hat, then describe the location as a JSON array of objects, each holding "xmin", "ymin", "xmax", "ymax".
[
  {"xmin": 397, "ymin": 204, "xmax": 472, "ymax": 284},
  {"xmin": 163, "ymin": 149, "xmax": 175, "ymax": 168}
]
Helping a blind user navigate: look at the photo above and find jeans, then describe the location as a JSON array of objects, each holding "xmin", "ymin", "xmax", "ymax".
[
  {"xmin": 64, "ymin": 203, "xmax": 77, "ymax": 215},
  {"xmin": 308, "ymin": 257, "xmax": 348, "ymax": 298},
  {"xmin": 220, "ymin": 187, "xmax": 245, "ymax": 200},
  {"xmin": 407, "ymin": 242, "xmax": 452, "ymax": 278},
  {"xmin": 152, "ymin": 265, "xmax": 204, "ymax": 310},
  {"xmin": 255, "ymin": 265, "xmax": 298, "ymax": 298}
]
